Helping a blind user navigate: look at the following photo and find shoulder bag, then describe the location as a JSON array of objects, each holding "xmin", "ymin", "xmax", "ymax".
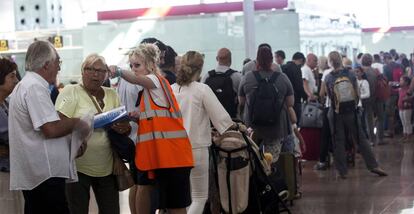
[{"xmin": 81, "ymin": 85, "xmax": 135, "ymax": 191}]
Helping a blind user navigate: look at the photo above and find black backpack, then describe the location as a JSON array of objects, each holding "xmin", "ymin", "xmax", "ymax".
[
  {"xmin": 249, "ymin": 71, "xmax": 281, "ymax": 126},
  {"xmin": 205, "ymin": 69, "xmax": 238, "ymax": 118}
]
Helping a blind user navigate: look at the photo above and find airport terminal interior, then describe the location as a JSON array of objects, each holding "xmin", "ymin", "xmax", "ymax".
[{"xmin": 1, "ymin": 0, "xmax": 414, "ymax": 213}]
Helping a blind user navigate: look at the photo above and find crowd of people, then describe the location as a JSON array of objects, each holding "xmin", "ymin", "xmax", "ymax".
[{"xmin": 0, "ymin": 37, "xmax": 412, "ymax": 214}]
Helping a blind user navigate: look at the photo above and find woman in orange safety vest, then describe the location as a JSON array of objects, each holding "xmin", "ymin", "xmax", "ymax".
[{"xmin": 110, "ymin": 43, "xmax": 193, "ymax": 214}]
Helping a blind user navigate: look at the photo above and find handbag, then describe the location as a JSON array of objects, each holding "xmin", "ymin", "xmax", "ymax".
[
  {"xmin": 113, "ymin": 151, "xmax": 135, "ymax": 191},
  {"xmin": 106, "ymin": 129, "xmax": 135, "ymax": 162},
  {"xmin": 81, "ymin": 85, "xmax": 135, "ymax": 191},
  {"xmin": 300, "ymin": 102, "xmax": 323, "ymax": 128}
]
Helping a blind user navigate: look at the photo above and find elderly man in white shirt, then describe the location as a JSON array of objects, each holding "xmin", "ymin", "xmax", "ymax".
[
  {"xmin": 8, "ymin": 41, "xmax": 89, "ymax": 214},
  {"xmin": 302, "ymin": 53, "xmax": 318, "ymax": 101}
]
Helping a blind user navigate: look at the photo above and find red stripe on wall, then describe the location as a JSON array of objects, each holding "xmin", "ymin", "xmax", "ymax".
[
  {"xmin": 97, "ymin": 0, "xmax": 288, "ymax": 21},
  {"xmin": 362, "ymin": 26, "xmax": 414, "ymax": 33}
]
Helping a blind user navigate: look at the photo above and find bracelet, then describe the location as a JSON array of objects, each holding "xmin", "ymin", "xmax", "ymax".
[
  {"xmin": 115, "ymin": 66, "xmax": 123, "ymax": 78},
  {"xmin": 292, "ymin": 124, "xmax": 297, "ymax": 129}
]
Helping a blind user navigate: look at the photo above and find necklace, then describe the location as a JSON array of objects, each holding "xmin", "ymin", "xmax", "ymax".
[
  {"xmin": 95, "ymin": 97, "xmax": 105, "ymax": 109},
  {"xmin": 84, "ymin": 86, "xmax": 105, "ymax": 109}
]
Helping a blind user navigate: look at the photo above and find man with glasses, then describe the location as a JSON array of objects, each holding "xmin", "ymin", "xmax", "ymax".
[{"xmin": 9, "ymin": 40, "xmax": 90, "ymax": 214}]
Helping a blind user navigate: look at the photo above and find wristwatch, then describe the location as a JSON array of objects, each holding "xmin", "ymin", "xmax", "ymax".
[{"xmin": 115, "ymin": 66, "xmax": 123, "ymax": 78}]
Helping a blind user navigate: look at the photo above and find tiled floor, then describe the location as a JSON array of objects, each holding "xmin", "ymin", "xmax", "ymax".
[
  {"xmin": 88, "ymin": 139, "xmax": 414, "ymax": 214},
  {"xmin": 290, "ymin": 139, "xmax": 414, "ymax": 214},
  {"xmin": 89, "ymin": 186, "xmax": 130, "ymax": 213}
]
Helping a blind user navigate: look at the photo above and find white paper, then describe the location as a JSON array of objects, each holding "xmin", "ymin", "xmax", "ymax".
[{"xmin": 67, "ymin": 113, "xmax": 94, "ymax": 183}]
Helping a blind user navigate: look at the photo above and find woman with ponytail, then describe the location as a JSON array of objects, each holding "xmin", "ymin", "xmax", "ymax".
[{"xmin": 171, "ymin": 51, "xmax": 234, "ymax": 214}]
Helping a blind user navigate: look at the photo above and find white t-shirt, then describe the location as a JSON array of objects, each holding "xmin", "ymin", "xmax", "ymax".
[
  {"xmin": 145, "ymin": 74, "xmax": 168, "ymax": 107},
  {"xmin": 372, "ymin": 63, "xmax": 384, "ymax": 74},
  {"xmin": 321, "ymin": 68, "xmax": 333, "ymax": 107},
  {"xmin": 9, "ymin": 72, "xmax": 72, "ymax": 190},
  {"xmin": 301, "ymin": 64, "xmax": 317, "ymax": 94},
  {"xmin": 171, "ymin": 82, "xmax": 233, "ymax": 149},
  {"xmin": 357, "ymin": 79, "xmax": 370, "ymax": 107}
]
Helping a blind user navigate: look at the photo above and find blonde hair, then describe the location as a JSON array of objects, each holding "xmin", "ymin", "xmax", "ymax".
[
  {"xmin": 129, "ymin": 43, "xmax": 161, "ymax": 75},
  {"xmin": 318, "ymin": 56, "xmax": 329, "ymax": 72},
  {"xmin": 81, "ymin": 53, "xmax": 106, "ymax": 73},
  {"xmin": 176, "ymin": 51, "xmax": 204, "ymax": 86}
]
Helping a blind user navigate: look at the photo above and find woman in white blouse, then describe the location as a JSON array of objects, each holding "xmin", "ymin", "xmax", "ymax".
[{"xmin": 171, "ymin": 51, "xmax": 234, "ymax": 214}]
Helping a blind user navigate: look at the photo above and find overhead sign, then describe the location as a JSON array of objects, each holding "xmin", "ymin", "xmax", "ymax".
[
  {"xmin": 52, "ymin": 36, "xmax": 63, "ymax": 48},
  {"xmin": 0, "ymin": 40, "xmax": 9, "ymax": 51}
]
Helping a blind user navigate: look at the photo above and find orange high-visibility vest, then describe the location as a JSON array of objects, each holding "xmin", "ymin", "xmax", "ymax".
[{"xmin": 135, "ymin": 75, "xmax": 194, "ymax": 172}]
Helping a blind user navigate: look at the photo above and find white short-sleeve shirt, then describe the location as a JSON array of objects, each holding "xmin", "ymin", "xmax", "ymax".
[
  {"xmin": 301, "ymin": 64, "xmax": 317, "ymax": 94},
  {"xmin": 372, "ymin": 63, "xmax": 384, "ymax": 74},
  {"xmin": 146, "ymin": 74, "xmax": 168, "ymax": 107},
  {"xmin": 171, "ymin": 82, "xmax": 233, "ymax": 149},
  {"xmin": 9, "ymin": 72, "xmax": 72, "ymax": 190},
  {"xmin": 357, "ymin": 79, "xmax": 370, "ymax": 107}
]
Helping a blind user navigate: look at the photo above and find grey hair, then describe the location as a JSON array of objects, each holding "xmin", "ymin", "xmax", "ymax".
[{"xmin": 25, "ymin": 40, "xmax": 57, "ymax": 72}]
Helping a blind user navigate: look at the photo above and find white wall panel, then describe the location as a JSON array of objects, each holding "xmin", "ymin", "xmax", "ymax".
[
  {"xmin": 0, "ymin": 0, "xmax": 15, "ymax": 32},
  {"xmin": 83, "ymin": 11, "xmax": 300, "ymax": 73},
  {"xmin": 362, "ymin": 31, "xmax": 414, "ymax": 55},
  {"xmin": 14, "ymin": 0, "xmax": 63, "ymax": 31}
]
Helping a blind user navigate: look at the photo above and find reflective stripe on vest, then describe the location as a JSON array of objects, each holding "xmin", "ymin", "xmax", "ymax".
[
  {"xmin": 140, "ymin": 109, "xmax": 182, "ymax": 119},
  {"xmin": 136, "ymin": 75, "xmax": 193, "ymax": 171},
  {"xmin": 138, "ymin": 130, "xmax": 188, "ymax": 142}
]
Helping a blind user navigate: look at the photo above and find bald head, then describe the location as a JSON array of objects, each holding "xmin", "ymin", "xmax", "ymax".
[
  {"xmin": 306, "ymin": 53, "xmax": 318, "ymax": 69},
  {"xmin": 216, "ymin": 48, "xmax": 232, "ymax": 66}
]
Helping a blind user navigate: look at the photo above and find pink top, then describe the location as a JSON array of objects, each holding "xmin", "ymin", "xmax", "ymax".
[{"xmin": 398, "ymin": 87, "xmax": 413, "ymax": 110}]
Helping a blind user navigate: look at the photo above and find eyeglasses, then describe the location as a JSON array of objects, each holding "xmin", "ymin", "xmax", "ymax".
[{"xmin": 84, "ymin": 67, "xmax": 108, "ymax": 75}]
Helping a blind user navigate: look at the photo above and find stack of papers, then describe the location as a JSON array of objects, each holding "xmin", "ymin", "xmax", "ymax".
[{"xmin": 94, "ymin": 106, "xmax": 128, "ymax": 129}]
